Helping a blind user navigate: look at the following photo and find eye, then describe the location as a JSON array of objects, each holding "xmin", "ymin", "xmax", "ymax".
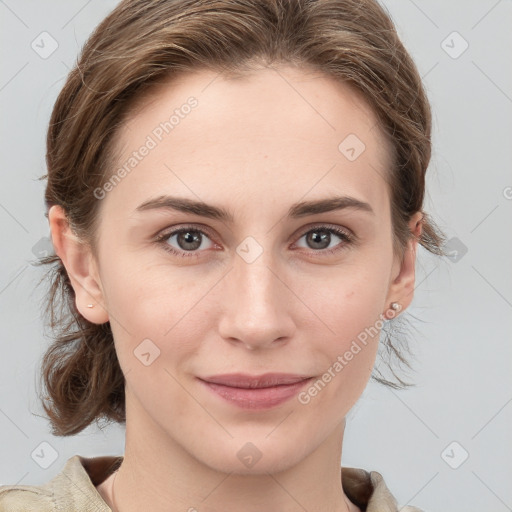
[
  {"xmin": 155, "ymin": 226, "xmax": 216, "ymax": 258},
  {"xmin": 294, "ymin": 225, "xmax": 354, "ymax": 255},
  {"xmin": 155, "ymin": 223, "xmax": 355, "ymax": 259}
]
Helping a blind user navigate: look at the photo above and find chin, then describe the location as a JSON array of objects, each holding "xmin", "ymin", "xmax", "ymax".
[{"xmin": 196, "ymin": 436, "xmax": 309, "ymax": 476}]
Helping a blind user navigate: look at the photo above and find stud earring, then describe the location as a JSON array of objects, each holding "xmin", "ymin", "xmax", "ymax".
[
  {"xmin": 87, "ymin": 304, "xmax": 95, "ymax": 308},
  {"xmin": 384, "ymin": 302, "xmax": 402, "ymax": 319}
]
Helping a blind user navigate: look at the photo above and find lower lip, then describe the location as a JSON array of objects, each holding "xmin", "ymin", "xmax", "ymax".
[{"xmin": 199, "ymin": 378, "xmax": 313, "ymax": 410}]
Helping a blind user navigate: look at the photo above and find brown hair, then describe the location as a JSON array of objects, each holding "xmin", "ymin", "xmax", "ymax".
[{"xmin": 34, "ymin": 0, "xmax": 447, "ymax": 436}]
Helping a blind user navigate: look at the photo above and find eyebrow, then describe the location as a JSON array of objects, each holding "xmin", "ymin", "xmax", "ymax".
[{"xmin": 134, "ymin": 194, "xmax": 374, "ymax": 221}]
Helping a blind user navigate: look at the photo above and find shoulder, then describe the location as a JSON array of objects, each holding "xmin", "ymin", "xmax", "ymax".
[
  {"xmin": 0, "ymin": 484, "xmax": 55, "ymax": 511},
  {"xmin": 367, "ymin": 470, "xmax": 424, "ymax": 512},
  {"xmin": 0, "ymin": 454, "xmax": 120, "ymax": 512},
  {"xmin": 342, "ymin": 466, "xmax": 425, "ymax": 512}
]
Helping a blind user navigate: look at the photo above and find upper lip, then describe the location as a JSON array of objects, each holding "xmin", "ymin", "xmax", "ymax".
[{"xmin": 199, "ymin": 373, "xmax": 312, "ymax": 389}]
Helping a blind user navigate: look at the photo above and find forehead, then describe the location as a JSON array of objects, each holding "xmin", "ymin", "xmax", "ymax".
[{"xmin": 104, "ymin": 65, "xmax": 393, "ymax": 220}]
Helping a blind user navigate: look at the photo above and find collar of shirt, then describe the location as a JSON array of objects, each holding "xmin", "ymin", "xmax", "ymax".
[{"xmin": 0, "ymin": 454, "xmax": 424, "ymax": 512}]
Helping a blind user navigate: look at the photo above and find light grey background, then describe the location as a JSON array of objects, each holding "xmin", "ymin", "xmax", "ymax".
[{"xmin": 1, "ymin": 1, "xmax": 511, "ymax": 511}]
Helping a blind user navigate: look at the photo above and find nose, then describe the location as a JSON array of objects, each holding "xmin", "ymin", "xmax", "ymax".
[{"xmin": 217, "ymin": 251, "xmax": 295, "ymax": 351}]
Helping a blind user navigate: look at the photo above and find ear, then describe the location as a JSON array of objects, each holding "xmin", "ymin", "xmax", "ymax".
[
  {"xmin": 48, "ymin": 205, "xmax": 109, "ymax": 324},
  {"xmin": 383, "ymin": 211, "xmax": 423, "ymax": 318}
]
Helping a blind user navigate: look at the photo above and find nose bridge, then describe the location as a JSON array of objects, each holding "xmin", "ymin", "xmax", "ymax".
[
  {"xmin": 233, "ymin": 248, "xmax": 281, "ymax": 316},
  {"xmin": 218, "ymin": 245, "xmax": 293, "ymax": 348}
]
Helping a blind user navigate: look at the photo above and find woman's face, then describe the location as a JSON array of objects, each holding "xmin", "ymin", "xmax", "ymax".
[{"xmin": 54, "ymin": 65, "xmax": 421, "ymax": 474}]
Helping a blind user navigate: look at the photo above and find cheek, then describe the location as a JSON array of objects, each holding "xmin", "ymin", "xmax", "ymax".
[
  {"xmin": 304, "ymin": 260, "xmax": 389, "ymax": 339},
  {"xmin": 100, "ymin": 254, "xmax": 211, "ymax": 370},
  {"xmin": 300, "ymin": 264, "xmax": 390, "ymax": 390},
  {"xmin": 101, "ymin": 248, "xmax": 185, "ymax": 328},
  {"xmin": 298, "ymin": 294, "xmax": 383, "ymax": 416}
]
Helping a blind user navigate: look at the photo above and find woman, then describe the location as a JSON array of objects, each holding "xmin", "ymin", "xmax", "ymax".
[{"xmin": 0, "ymin": 0, "xmax": 446, "ymax": 510}]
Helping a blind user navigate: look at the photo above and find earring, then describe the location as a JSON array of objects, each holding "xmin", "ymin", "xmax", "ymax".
[
  {"xmin": 384, "ymin": 302, "xmax": 401, "ymax": 319},
  {"xmin": 87, "ymin": 304, "xmax": 95, "ymax": 308}
]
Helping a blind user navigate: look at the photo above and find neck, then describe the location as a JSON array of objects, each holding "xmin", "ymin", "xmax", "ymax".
[{"xmin": 110, "ymin": 387, "xmax": 357, "ymax": 512}]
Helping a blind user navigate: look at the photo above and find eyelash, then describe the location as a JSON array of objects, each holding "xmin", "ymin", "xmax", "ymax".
[{"xmin": 154, "ymin": 224, "xmax": 355, "ymax": 259}]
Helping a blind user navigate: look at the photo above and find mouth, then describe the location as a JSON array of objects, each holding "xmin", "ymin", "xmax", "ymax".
[
  {"xmin": 197, "ymin": 373, "xmax": 314, "ymax": 409},
  {"xmin": 198, "ymin": 372, "xmax": 313, "ymax": 388}
]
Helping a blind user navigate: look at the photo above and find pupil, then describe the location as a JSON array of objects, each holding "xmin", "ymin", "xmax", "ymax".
[
  {"xmin": 179, "ymin": 231, "xmax": 201, "ymax": 250},
  {"xmin": 309, "ymin": 230, "xmax": 329, "ymax": 249}
]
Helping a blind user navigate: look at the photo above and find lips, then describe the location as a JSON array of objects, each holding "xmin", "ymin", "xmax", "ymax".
[
  {"xmin": 199, "ymin": 372, "xmax": 311, "ymax": 389},
  {"xmin": 198, "ymin": 373, "xmax": 314, "ymax": 410}
]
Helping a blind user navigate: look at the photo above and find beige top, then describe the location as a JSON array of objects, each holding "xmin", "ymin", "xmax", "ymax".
[{"xmin": 0, "ymin": 454, "xmax": 423, "ymax": 511}]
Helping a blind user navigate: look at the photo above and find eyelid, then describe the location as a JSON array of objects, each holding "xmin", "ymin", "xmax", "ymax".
[
  {"xmin": 155, "ymin": 222, "xmax": 356, "ymax": 258},
  {"xmin": 155, "ymin": 222, "xmax": 353, "ymax": 243},
  {"xmin": 155, "ymin": 223, "xmax": 217, "ymax": 241},
  {"xmin": 295, "ymin": 222, "xmax": 354, "ymax": 240}
]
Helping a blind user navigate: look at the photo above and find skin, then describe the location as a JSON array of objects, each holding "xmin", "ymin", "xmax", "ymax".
[{"xmin": 49, "ymin": 64, "xmax": 422, "ymax": 512}]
